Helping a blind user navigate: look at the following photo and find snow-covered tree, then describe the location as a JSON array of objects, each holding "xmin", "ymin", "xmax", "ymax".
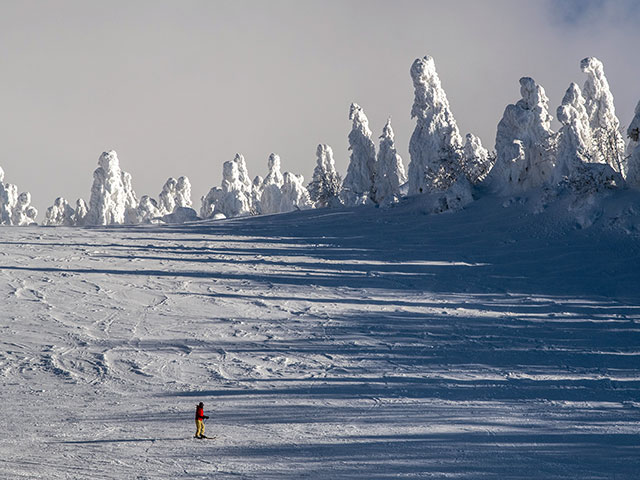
[
  {"xmin": 462, "ymin": 133, "xmax": 493, "ymax": 185},
  {"xmin": 136, "ymin": 195, "xmax": 161, "ymax": 223},
  {"xmin": 201, "ymin": 154, "xmax": 253, "ymax": 219},
  {"xmin": 121, "ymin": 169, "xmax": 138, "ymax": 222},
  {"xmin": 86, "ymin": 150, "xmax": 139, "ymax": 225},
  {"xmin": 251, "ymin": 175, "xmax": 264, "ymax": 215},
  {"xmin": 200, "ymin": 186, "xmax": 223, "ymax": 219},
  {"xmin": 158, "ymin": 176, "xmax": 193, "ymax": 216},
  {"xmin": 550, "ymin": 80, "xmax": 623, "ymax": 193},
  {"xmin": 175, "ymin": 176, "xmax": 192, "ymax": 209},
  {"xmin": 260, "ymin": 153, "xmax": 312, "ymax": 214},
  {"xmin": 0, "ymin": 170, "xmax": 16, "ymax": 225},
  {"xmin": 43, "ymin": 197, "xmax": 76, "ymax": 226},
  {"xmin": 489, "ymin": 77, "xmax": 555, "ymax": 193},
  {"xmin": 73, "ymin": 199, "xmax": 88, "ymax": 226},
  {"xmin": 12, "ymin": 192, "xmax": 38, "ymax": 226},
  {"xmin": 260, "ymin": 183, "xmax": 284, "ymax": 215},
  {"xmin": 408, "ymin": 55, "xmax": 468, "ymax": 195},
  {"xmin": 340, "ymin": 103, "xmax": 376, "ymax": 205},
  {"xmin": 263, "ymin": 153, "xmax": 284, "ymax": 187},
  {"xmin": 308, "ymin": 144, "xmax": 342, "ymax": 208},
  {"xmin": 281, "ymin": 172, "xmax": 313, "ymax": 211},
  {"xmin": 158, "ymin": 178, "xmax": 178, "ymax": 215},
  {"xmin": 553, "ymin": 83, "xmax": 593, "ymax": 185},
  {"xmin": 260, "ymin": 154, "xmax": 285, "ymax": 215},
  {"xmin": 0, "ymin": 166, "xmax": 37, "ymax": 225},
  {"xmin": 234, "ymin": 153, "xmax": 253, "ymax": 196},
  {"xmin": 374, "ymin": 118, "xmax": 406, "ymax": 205},
  {"xmin": 580, "ymin": 57, "xmax": 626, "ymax": 174},
  {"xmin": 625, "ymin": 100, "xmax": 640, "ymax": 188}
]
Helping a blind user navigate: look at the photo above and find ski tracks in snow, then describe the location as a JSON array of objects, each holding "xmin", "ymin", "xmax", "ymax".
[{"xmin": 0, "ymin": 213, "xmax": 639, "ymax": 478}]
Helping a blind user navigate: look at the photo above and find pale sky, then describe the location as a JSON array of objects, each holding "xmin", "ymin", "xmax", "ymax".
[{"xmin": 1, "ymin": 0, "xmax": 639, "ymax": 216}]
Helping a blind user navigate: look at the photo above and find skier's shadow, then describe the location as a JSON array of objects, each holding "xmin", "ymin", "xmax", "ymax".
[{"xmin": 52, "ymin": 438, "xmax": 184, "ymax": 444}]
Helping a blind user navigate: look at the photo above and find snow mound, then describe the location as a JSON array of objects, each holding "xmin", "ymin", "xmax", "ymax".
[{"xmin": 161, "ymin": 206, "xmax": 199, "ymax": 224}]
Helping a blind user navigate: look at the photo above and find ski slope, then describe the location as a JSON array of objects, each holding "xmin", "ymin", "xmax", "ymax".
[{"xmin": 1, "ymin": 192, "xmax": 639, "ymax": 479}]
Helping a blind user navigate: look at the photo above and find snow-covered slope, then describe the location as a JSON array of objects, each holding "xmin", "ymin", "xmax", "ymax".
[{"xmin": 1, "ymin": 192, "xmax": 639, "ymax": 478}]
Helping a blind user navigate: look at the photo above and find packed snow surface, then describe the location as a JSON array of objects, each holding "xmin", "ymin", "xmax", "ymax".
[{"xmin": 1, "ymin": 192, "xmax": 639, "ymax": 479}]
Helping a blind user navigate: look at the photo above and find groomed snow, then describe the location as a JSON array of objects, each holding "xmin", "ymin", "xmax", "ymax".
[{"xmin": 1, "ymin": 192, "xmax": 639, "ymax": 479}]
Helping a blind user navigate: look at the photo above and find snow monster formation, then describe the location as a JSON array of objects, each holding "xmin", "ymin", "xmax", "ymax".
[
  {"xmin": 490, "ymin": 77, "xmax": 555, "ymax": 193},
  {"xmin": 340, "ymin": 103, "xmax": 377, "ymax": 206},
  {"xmin": 201, "ymin": 154, "xmax": 254, "ymax": 219},
  {"xmin": 0, "ymin": 166, "xmax": 38, "ymax": 225},
  {"xmin": 462, "ymin": 133, "xmax": 492, "ymax": 185},
  {"xmin": 135, "ymin": 195, "xmax": 161, "ymax": 224},
  {"xmin": 73, "ymin": 199, "xmax": 89, "ymax": 226},
  {"xmin": 86, "ymin": 150, "xmax": 138, "ymax": 225},
  {"xmin": 580, "ymin": 57, "xmax": 626, "ymax": 174},
  {"xmin": 158, "ymin": 176, "xmax": 193, "ymax": 216},
  {"xmin": 260, "ymin": 153, "xmax": 312, "ymax": 214},
  {"xmin": 408, "ymin": 55, "xmax": 469, "ymax": 195},
  {"xmin": 260, "ymin": 153, "xmax": 286, "ymax": 215},
  {"xmin": 553, "ymin": 83, "xmax": 593, "ymax": 185},
  {"xmin": 135, "ymin": 176, "xmax": 195, "ymax": 224},
  {"xmin": 553, "ymin": 82, "xmax": 622, "ymax": 192},
  {"xmin": 43, "ymin": 197, "xmax": 76, "ymax": 226},
  {"xmin": 308, "ymin": 144, "xmax": 342, "ymax": 209},
  {"xmin": 42, "ymin": 197, "xmax": 90, "ymax": 226},
  {"xmin": 280, "ymin": 171, "xmax": 313, "ymax": 212},
  {"xmin": 374, "ymin": 118, "xmax": 406, "ymax": 205}
]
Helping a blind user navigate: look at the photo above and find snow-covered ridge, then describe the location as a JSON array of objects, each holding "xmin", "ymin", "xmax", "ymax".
[{"xmin": 6, "ymin": 55, "xmax": 640, "ymax": 227}]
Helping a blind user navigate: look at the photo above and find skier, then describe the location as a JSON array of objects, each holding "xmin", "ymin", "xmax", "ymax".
[{"xmin": 194, "ymin": 401, "xmax": 209, "ymax": 439}]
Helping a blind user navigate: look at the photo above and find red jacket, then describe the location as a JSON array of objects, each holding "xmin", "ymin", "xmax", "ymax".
[{"xmin": 196, "ymin": 405, "xmax": 204, "ymax": 420}]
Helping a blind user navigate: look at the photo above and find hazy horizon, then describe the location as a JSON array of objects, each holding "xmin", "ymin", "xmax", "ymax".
[{"xmin": 1, "ymin": 0, "xmax": 639, "ymax": 216}]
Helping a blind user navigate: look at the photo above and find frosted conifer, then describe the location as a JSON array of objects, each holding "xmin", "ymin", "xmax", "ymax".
[
  {"xmin": 341, "ymin": 103, "xmax": 376, "ymax": 205},
  {"xmin": 490, "ymin": 77, "xmax": 555, "ymax": 193},
  {"xmin": 408, "ymin": 55, "xmax": 467, "ymax": 194},
  {"xmin": 374, "ymin": 118, "xmax": 406, "ymax": 205},
  {"xmin": 308, "ymin": 144, "xmax": 342, "ymax": 208}
]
